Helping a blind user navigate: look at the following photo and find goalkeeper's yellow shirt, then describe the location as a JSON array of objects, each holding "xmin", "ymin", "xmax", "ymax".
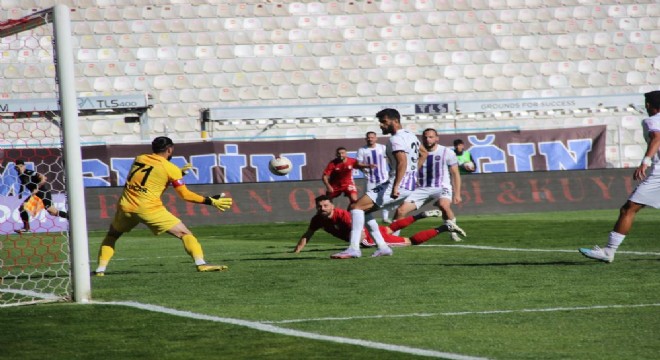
[{"xmin": 119, "ymin": 154, "xmax": 184, "ymax": 213}]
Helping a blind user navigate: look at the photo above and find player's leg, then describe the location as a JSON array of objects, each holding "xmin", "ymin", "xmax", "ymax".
[
  {"xmin": 94, "ymin": 223, "xmax": 125, "ymax": 276},
  {"xmin": 145, "ymin": 208, "xmax": 227, "ymax": 272},
  {"xmin": 346, "ymin": 183, "xmax": 359, "ymax": 205},
  {"xmin": 41, "ymin": 191, "xmax": 68, "ymax": 219},
  {"xmin": 579, "ymin": 200, "xmax": 644, "ymax": 263},
  {"xmin": 15, "ymin": 201, "xmax": 30, "ymax": 233},
  {"xmin": 379, "ymin": 226, "xmax": 410, "ymax": 246},
  {"xmin": 166, "ymin": 222, "xmax": 228, "ymax": 272},
  {"xmin": 331, "ymin": 194, "xmax": 375, "ymax": 258},
  {"xmin": 386, "ymin": 208, "xmax": 443, "ymax": 233},
  {"xmin": 438, "ymin": 194, "xmax": 462, "ymax": 242},
  {"xmin": 579, "ymin": 176, "xmax": 658, "ymax": 263},
  {"xmin": 409, "ymin": 223, "xmax": 467, "ymax": 245}
]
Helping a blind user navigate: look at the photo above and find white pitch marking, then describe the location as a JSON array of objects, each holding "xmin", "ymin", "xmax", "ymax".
[
  {"xmin": 96, "ymin": 300, "xmax": 488, "ymax": 360},
  {"xmin": 420, "ymin": 244, "xmax": 660, "ymax": 256},
  {"xmin": 0, "ymin": 288, "xmax": 63, "ymax": 307},
  {"xmin": 263, "ymin": 303, "xmax": 660, "ymax": 324}
]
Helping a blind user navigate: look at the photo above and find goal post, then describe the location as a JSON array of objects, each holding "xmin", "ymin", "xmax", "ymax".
[{"xmin": 0, "ymin": 5, "xmax": 90, "ymax": 304}]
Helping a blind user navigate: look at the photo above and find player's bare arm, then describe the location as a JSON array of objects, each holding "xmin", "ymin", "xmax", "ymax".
[
  {"xmin": 355, "ymin": 162, "xmax": 376, "ymax": 170},
  {"xmin": 391, "ymin": 150, "xmax": 407, "ymax": 199},
  {"xmin": 450, "ymin": 164, "xmax": 462, "ymax": 205},
  {"xmin": 635, "ymin": 131, "xmax": 660, "ymax": 181},
  {"xmin": 321, "ymin": 174, "xmax": 334, "ymax": 193},
  {"xmin": 294, "ymin": 228, "xmax": 316, "ymax": 253}
]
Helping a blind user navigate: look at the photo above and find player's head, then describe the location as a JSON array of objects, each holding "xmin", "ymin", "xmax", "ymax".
[
  {"xmin": 335, "ymin": 147, "xmax": 347, "ymax": 161},
  {"xmin": 314, "ymin": 195, "xmax": 335, "ymax": 218},
  {"xmin": 422, "ymin": 128, "xmax": 439, "ymax": 150},
  {"xmin": 644, "ymin": 91, "xmax": 660, "ymax": 116},
  {"xmin": 376, "ymin": 108, "xmax": 400, "ymax": 135},
  {"xmin": 152, "ymin": 136, "xmax": 174, "ymax": 160},
  {"xmin": 365, "ymin": 131, "xmax": 377, "ymax": 146},
  {"xmin": 453, "ymin": 139, "xmax": 465, "ymax": 152},
  {"xmin": 14, "ymin": 159, "xmax": 25, "ymax": 174}
]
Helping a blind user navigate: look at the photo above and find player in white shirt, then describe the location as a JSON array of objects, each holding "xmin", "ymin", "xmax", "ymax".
[
  {"xmin": 394, "ymin": 128, "xmax": 466, "ymax": 242},
  {"xmin": 579, "ymin": 90, "xmax": 660, "ymax": 263},
  {"xmin": 356, "ymin": 131, "xmax": 393, "ymax": 223},
  {"xmin": 332, "ymin": 108, "xmax": 425, "ymax": 259}
]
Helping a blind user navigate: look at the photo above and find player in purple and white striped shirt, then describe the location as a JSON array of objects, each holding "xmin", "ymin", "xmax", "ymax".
[
  {"xmin": 356, "ymin": 131, "xmax": 392, "ymax": 223},
  {"xmin": 332, "ymin": 108, "xmax": 425, "ymax": 259},
  {"xmin": 395, "ymin": 128, "xmax": 465, "ymax": 242}
]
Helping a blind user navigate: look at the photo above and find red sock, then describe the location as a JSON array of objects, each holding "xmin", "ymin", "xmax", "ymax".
[
  {"xmin": 388, "ymin": 216, "xmax": 415, "ymax": 232},
  {"xmin": 410, "ymin": 229, "xmax": 439, "ymax": 245}
]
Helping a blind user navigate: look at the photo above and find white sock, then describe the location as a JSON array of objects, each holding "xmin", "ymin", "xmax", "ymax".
[
  {"xmin": 392, "ymin": 230, "xmax": 401, "ymax": 236},
  {"xmin": 349, "ymin": 209, "xmax": 365, "ymax": 251},
  {"xmin": 195, "ymin": 259, "xmax": 206, "ymax": 266},
  {"xmin": 382, "ymin": 208, "xmax": 390, "ymax": 221},
  {"xmin": 445, "ymin": 218, "xmax": 457, "ymax": 226},
  {"xmin": 95, "ymin": 266, "xmax": 106, "ymax": 273},
  {"xmin": 606, "ymin": 231, "xmax": 625, "ymax": 251},
  {"xmin": 365, "ymin": 214, "xmax": 388, "ymax": 249}
]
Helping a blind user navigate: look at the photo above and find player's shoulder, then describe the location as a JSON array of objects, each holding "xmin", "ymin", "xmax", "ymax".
[{"xmin": 644, "ymin": 113, "xmax": 660, "ymax": 129}]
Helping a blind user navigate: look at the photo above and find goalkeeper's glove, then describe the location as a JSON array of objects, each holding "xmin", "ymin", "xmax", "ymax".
[
  {"xmin": 205, "ymin": 194, "xmax": 232, "ymax": 211},
  {"xmin": 180, "ymin": 163, "xmax": 193, "ymax": 176}
]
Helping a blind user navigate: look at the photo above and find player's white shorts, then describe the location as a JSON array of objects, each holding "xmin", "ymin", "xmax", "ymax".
[
  {"xmin": 366, "ymin": 180, "xmax": 387, "ymax": 192},
  {"xmin": 629, "ymin": 173, "xmax": 660, "ymax": 209},
  {"xmin": 366, "ymin": 180, "xmax": 413, "ymax": 209},
  {"xmin": 404, "ymin": 186, "xmax": 452, "ymax": 209}
]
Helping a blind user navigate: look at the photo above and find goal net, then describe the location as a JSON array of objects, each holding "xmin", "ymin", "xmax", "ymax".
[{"xmin": 1, "ymin": 6, "xmax": 90, "ymax": 306}]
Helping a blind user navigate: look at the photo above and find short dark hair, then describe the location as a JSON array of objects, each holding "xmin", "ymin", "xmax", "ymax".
[
  {"xmin": 152, "ymin": 136, "xmax": 174, "ymax": 153},
  {"xmin": 15, "ymin": 159, "xmax": 25, "ymax": 165},
  {"xmin": 365, "ymin": 131, "xmax": 377, "ymax": 137},
  {"xmin": 376, "ymin": 108, "xmax": 400, "ymax": 122},
  {"xmin": 453, "ymin": 139, "xmax": 464, "ymax": 147},
  {"xmin": 336, "ymin": 146, "xmax": 347, "ymax": 152},
  {"xmin": 314, "ymin": 195, "xmax": 332, "ymax": 205},
  {"xmin": 423, "ymin": 128, "xmax": 438, "ymax": 136},
  {"xmin": 644, "ymin": 91, "xmax": 660, "ymax": 109}
]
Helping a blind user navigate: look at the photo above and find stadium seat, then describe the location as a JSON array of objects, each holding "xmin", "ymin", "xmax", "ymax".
[
  {"xmin": 511, "ymin": 75, "xmax": 532, "ymax": 90},
  {"xmin": 83, "ymin": 63, "xmax": 103, "ymax": 77},
  {"xmin": 153, "ymin": 75, "xmax": 173, "ymax": 90},
  {"xmin": 133, "ymin": 76, "xmax": 149, "ymax": 91},
  {"xmin": 113, "ymin": 77, "xmax": 133, "ymax": 91},
  {"xmin": 103, "ymin": 62, "xmax": 125, "ymax": 76}
]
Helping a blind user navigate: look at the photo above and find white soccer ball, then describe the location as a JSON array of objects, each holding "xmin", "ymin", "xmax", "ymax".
[
  {"xmin": 463, "ymin": 161, "xmax": 475, "ymax": 172},
  {"xmin": 269, "ymin": 156, "xmax": 293, "ymax": 176}
]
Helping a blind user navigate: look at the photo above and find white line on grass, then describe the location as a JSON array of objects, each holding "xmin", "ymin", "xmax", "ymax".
[
  {"xmin": 0, "ymin": 288, "xmax": 63, "ymax": 307},
  {"xmin": 262, "ymin": 303, "xmax": 660, "ymax": 324},
  {"xmin": 96, "ymin": 300, "xmax": 488, "ymax": 360},
  {"xmin": 421, "ymin": 244, "xmax": 660, "ymax": 256}
]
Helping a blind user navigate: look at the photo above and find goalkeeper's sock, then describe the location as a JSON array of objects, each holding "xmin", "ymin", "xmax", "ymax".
[
  {"xmin": 606, "ymin": 231, "xmax": 625, "ymax": 252},
  {"xmin": 388, "ymin": 216, "xmax": 415, "ymax": 232},
  {"xmin": 96, "ymin": 235, "xmax": 118, "ymax": 272},
  {"xmin": 182, "ymin": 234, "xmax": 206, "ymax": 265}
]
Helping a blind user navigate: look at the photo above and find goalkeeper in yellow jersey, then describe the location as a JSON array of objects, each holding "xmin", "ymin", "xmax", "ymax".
[{"xmin": 94, "ymin": 136, "xmax": 233, "ymax": 276}]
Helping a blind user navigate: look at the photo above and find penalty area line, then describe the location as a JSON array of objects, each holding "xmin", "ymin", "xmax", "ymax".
[
  {"xmin": 420, "ymin": 244, "xmax": 660, "ymax": 256},
  {"xmin": 95, "ymin": 300, "xmax": 487, "ymax": 360},
  {"xmin": 263, "ymin": 303, "xmax": 660, "ymax": 324}
]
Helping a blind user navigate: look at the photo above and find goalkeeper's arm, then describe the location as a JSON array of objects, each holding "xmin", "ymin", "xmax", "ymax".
[{"xmin": 172, "ymin": 182, "xmax": 232, "ymax": 211}]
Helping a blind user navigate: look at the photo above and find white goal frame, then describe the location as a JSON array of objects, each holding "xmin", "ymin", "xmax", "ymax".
[{"xmin": 0, "ymin": 5, "xmax": 91, "ymax": 303}]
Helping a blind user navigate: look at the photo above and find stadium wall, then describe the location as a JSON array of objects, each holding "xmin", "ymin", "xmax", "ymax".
[{"xmin": 78, "ymin": 168, "xmax": 634, "ymax": 231}]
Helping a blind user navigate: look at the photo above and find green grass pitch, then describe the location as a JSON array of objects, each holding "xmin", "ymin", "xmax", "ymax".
[{"xmin": 2, "ymin": 209, "xmax": 659, "ymax": 359}]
